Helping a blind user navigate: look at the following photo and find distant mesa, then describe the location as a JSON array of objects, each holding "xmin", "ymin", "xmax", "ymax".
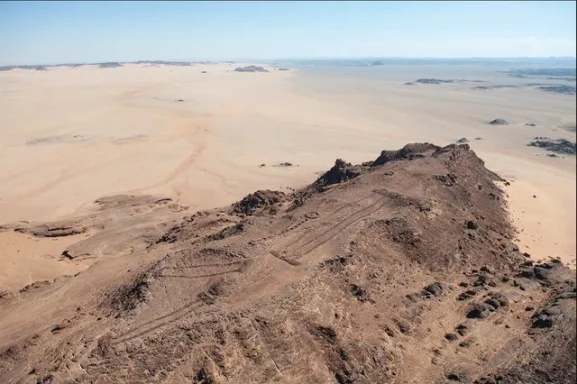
[
  {"xmin": 0, "ymin": 65, "xmax": 49, "ymax": 71},
  {"xmin": 472, "ymin": 85, "xmax": 518, "ymax": 91},
  {"xmin": 0, "ymin": 61, "xmax": 268, "ymax": 72},
  {"xmin": 537, "ymin": 85, "xmax": 576, "ymax": 96},
  {"xmin": 234, "ymin": 65, "xmax": 268, "ymax": 73},
  {"xmin": 99, "ymin": 62, "xmax": 123, "ymax": 68},
  {"xmin": 526, "ymin": 123, "xmax": 536, "ymax": 127},
  {"xmin": 404, "ymin": 82, "xmax": 415, "ymax": 85},
  {"xmin": 525, "ymin": 82, "xmax": 555, "ymax": 87},
  {"xmin": 277, "ymin": 68, "xmax": 290, "ymax": 71},
  {"xmin": 547, "ymin": 76, "xmax": 577, "ymax": 82},
  {"xmin": 503, "ymin": 67, "xmax": 576, "ymax": 79},
  {"xmin": 414, "ymin": 78, "xmax": 485, "ymax": 85},
  {"xmin": 371, "ymin": 60, "xmax": 384, "ymax": 66},
  {"xmin": 471, "ymin": 82, "xmax": 575, "ymax": 94},
  {"xmin": 135, "ymin": 60, "xmax": 192, "ymax": 66},
  {"xmin": 415, "ymin": 78, "xmax": 455, "ymax": 84},
  {"xmin": 488, "ymin": 119, "xmax": 509, "ymax": 126},
  {"xmin": 528, "ymin": 137, "xmax": 576, "ymax": 155}
]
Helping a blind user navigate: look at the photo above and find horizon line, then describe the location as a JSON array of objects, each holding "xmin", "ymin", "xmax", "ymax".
[{"xmin": 1, "ymin": 56, "xmax": 576, "ymax": 68}]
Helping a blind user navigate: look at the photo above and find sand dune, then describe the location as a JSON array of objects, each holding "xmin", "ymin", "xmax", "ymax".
[{"xmin": 0, "ymin": 62, "xmax": 575, "ymax": 292}]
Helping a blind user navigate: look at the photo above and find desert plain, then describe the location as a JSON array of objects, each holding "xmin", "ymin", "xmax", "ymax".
[
  {"xmin": 0, "ymin": 60, "xmax": 576, "ymax": 384},
  {"xmin": 0, "ymin": 61, "xmax": 574, "ymax": 292}
]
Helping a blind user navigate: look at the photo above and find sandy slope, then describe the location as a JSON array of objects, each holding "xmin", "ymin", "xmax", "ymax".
[{"xmin": 0, "ymin": 62, "xmax": 575, "ymax": 291}]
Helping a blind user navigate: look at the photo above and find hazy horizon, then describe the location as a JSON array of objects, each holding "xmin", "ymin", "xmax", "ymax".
[
  {"xmin": 1, "ymin": 56, "xmax": 576, "ymax": 68},
  {"xmin": 1, "ymin": 1, "xmax": 576, "ymax": 66}
]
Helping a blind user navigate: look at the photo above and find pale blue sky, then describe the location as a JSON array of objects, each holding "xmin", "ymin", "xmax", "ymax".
[{"xmin": 0, "ymin": 1, "xmax": 575, "ymax": 65}]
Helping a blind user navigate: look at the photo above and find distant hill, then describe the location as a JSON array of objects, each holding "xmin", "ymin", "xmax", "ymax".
[
  {"xmin": 98, "ymin": 62, "xmax": 123, "ymax": 68},
  {"xmin": 234, "ymin": 65, "xmax": 268, "ymax": 72}
]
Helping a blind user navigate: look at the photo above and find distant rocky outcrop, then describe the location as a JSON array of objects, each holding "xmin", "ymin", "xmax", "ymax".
[
  {"xmin": 230, "ymin": 190, "xmax": 286, "ymax": 216},
  {"xmin": 472, "ymin": 85, "xmax": 518, "ymax": 90},
  {"xmin": 273, "ymin": 162, "xmax": 297, "ymax": 167},
  {"xmin": 488, "ymin": 119, "xmax": 509, "ymax": 126},
  {"xmin": 98, "ymin": 62, "xmax": 123, "ymax": 68},
  {"xmin": 0, "ymin": 65, "xmax": 48, "ymax": 71},
  {"xmin": 415, "ymin": 78, "xmax": 455, "ymax": 84},
  {"xmin": 414, "ymin": 78, "xmax": 484, "ymax": 85},
  {"xmin": 312, "ymin": 159, "xmax": 364, "ymax": 192},
  {"xmin": 528, "ymin": 137, "xmax": 576, "ymax": 155},
  {"xmin": 504, "ymin": 67, "xmax": 576, "ymax": 78},
  {"xmin": 234, "ymin": 65, "xmax": 268, "ymax": 73},
  {"xmin": 371, "ymin": 143, "xmax": 439, "ymax": 166},
  {"xmin": 135, "ymin": 61, "xmax": 192, "ymax": 67},
  {"xmin": 537, "ymin": 85, "xmax": 576, "ymax": 95}
]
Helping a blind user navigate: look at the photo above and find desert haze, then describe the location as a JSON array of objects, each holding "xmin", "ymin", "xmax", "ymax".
[{"xmin": 0, "ymin": 59, "xmax": 576, "ymax": 384}]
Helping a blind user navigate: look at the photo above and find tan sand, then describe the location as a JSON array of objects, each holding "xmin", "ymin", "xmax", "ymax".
[
  {"xmin": 0, "ymin": 62, "xmax": 575, "ymax": 290},
  {"xmin": 0, "ymin": 232, "xmax": 90, "ymax": 292}
]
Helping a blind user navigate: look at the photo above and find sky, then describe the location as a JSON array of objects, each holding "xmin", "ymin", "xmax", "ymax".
[{"xmin": 0, "ymin": 1, "xmax": 575, "ymax": 65}]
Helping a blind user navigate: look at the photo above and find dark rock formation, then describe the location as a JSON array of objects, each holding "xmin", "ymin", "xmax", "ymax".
[
  {"xmin": 537, "ymin": 85, "xmax": 576, "ymax": 95},
  {"xmin": 415, "ymin": 78, "xmax": 455, "ymax": 84},
  {"xmin": 488, "ymin": 119, "xmax": 508, "ymax": 125},
  {"xmin": 234, "ymin": 65, "xmax": 268, "ymax": 73},
  {"xmin": 230, "ymin": 190, "xmax": 286, "ymax": 216},
  {"xmin": 312, "ymin": 159, "xmax": 364, "ymax": 191},
  {"xmin": 98, "ymin": 62, "xmax": 123, "ymax": 68},
  {"xmin": 528, "ymin": 137, "xmax": 576, "ymax": 155}
]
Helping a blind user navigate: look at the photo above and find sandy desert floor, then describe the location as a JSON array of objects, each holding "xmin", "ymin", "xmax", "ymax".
[{"xmin": 0, "ymin": 62, "xmax": 575, "ymax": 291}]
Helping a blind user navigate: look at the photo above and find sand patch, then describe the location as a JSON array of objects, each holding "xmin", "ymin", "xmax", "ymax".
[
  {"xmin": 504, "ymin": 179, "xmax": 576, "ymax": 267},
  {"xmin": 0, "ymin": 231, "xmax": 90, "ymax": 292}
]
